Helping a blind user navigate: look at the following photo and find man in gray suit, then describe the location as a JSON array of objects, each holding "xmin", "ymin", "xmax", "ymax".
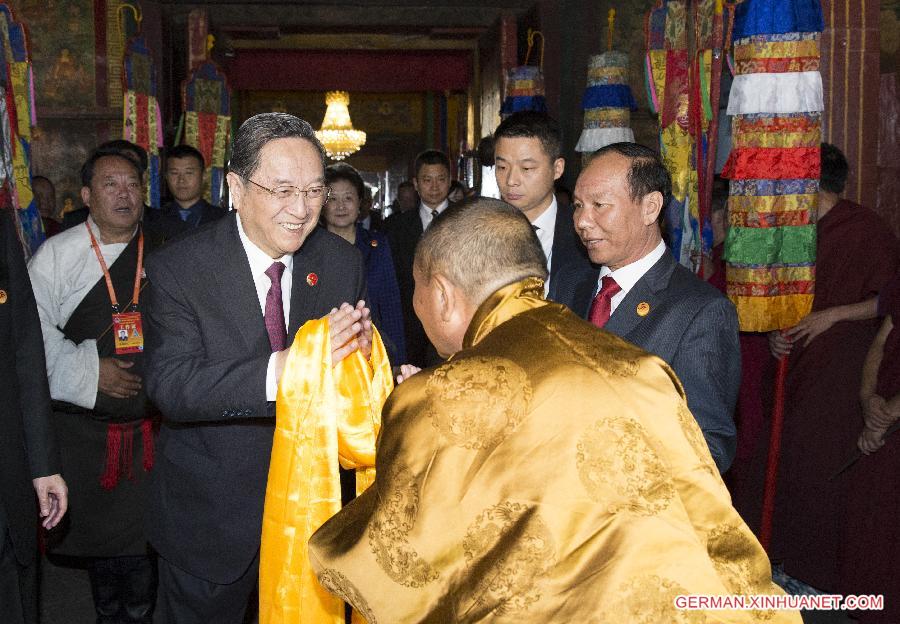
[
  {"xmin": 557, "ymin": 143, "xmax": 739, "ymax": 472},
  {"xmin": 145, "ymin": 113, "xmax": 371, "ymax": 623}
]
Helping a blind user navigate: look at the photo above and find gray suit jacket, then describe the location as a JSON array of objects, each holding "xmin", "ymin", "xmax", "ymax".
[
  {"xmin": 557, "ymin": 251, "xmax": 740, "ymax": 472},
  {"xmin": 144, "ymin": 212, "xmax": 365, "ymax": 584}
]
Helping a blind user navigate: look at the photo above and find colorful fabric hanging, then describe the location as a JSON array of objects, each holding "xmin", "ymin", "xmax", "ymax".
[
  {"xmin": 500, "ymin": 30, "xmax": 548, "ymax": 119},
  {"xmin": 122, "ymin": 36, "xmax": 163, "ymax": 208},
  {"xmin": 181, "ymin": 61, "xmax": 231, "ymax": 206},
  {"xmin": 722, "ymin": 1, "xmax": 824, "ymax": 332},
  {"xmin": 259, "ymin": 320, "xmax": 393, "ymax": 624},
  {"xmin": 645, "ymin": 0, "xmax": 735, "ymax": 272},
  {"xmin": 575, "ymin": 51, "xmax": 636, "ymax": 154},
  {"xmin": 0, "ymin": 3, "xmax": 41, "ymax": 256}
]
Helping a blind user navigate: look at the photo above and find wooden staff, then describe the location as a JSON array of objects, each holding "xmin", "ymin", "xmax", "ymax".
[{"xmin": 761, "ymin": 355, "xmax": 789, "ymax": 549}]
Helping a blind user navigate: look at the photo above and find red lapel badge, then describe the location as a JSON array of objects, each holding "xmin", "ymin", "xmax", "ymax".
[
  {"xmin": 370, "ymin": 239, "xmax": 378, "ymax": 247},
  {"xmin": 306, "ymin": 272, "xmax": 318, "ymax": 287}
]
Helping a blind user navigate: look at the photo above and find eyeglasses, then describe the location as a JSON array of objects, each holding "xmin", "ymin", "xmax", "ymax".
[{"xmin": 244, "ymin": 177, "xmax": 330, "ymax": 204}]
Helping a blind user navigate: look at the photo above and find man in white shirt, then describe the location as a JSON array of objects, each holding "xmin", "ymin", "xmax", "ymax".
[
  {"xmin": 28, "ymin": 148, "xmax": 156, "ymax": 623},
  {"xmin": 557, "ymin": 142, "xmax": 740, "ymax": 472},
  {"xmin": 144, "ymin": 113, "xmax": 371, "ymax": 623},
  {"xmin": 385, "ymin": 149, "xmax": 453, "ymax": 366},
  {"xmin": 493, "ymin": 111, "xmax": 594, "ymax": 301}
]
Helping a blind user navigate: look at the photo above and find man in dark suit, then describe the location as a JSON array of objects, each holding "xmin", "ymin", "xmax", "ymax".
[
  {"xmin": 557, "ymin": 142, "xmax": 739, "ymax": 472},
  {"xmin": 385, "ymin": 149, "xmax": 452, "ymax": 367},
  {"xmin": 144, "ymin": 144, "xmax": 227, "ymax": 245},
  {"xmin": 493, "ymin": 111, "xmax": 594, "ymax": 303},
  {"xmin": 0, "ymin": 209, "xmax": 67, "ymax": 624},
  {"xmin": 144, "ymin": 113, "xmax": 371, "ymax": 623}
]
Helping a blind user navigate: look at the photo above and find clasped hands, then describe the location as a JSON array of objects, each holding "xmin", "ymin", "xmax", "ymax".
[
  {"xmin": 274, "ymin": 300, "xmax": 373, "ymax": 379},
  {"xmin": 858, "ymin": 394, "xmax": 900, "ymax": 455}
]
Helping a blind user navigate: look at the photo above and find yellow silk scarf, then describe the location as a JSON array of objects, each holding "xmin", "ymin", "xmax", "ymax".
[{"xmin": 259, "ymin": 319, "xmax": 393, "ymax": 624}]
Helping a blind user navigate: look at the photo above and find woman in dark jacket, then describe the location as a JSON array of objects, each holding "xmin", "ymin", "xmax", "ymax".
[{"xmin": 322, "ymin": 163, "xmax": 406, "ymax": 365}]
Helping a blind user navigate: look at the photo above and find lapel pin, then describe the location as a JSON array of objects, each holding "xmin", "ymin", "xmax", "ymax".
[
  {"xmin": 370, "ymin": 239, "xmax": 378, "ymax": 247},
  {"xmin": 306, "ymin": 272, "xmax": 318, "ymax": 287},
  {"xmin": 0, "ymin": 289, "xmax": 6, "ymax": 304},
  {"xmin": 636, "ymin": 302, "xmax": 650, "ymax": 317}
]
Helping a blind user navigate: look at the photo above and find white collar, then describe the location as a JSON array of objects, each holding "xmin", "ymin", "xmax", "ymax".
[
  {"xmin": 530, "ymin": 195, "xmax": 558, "ymax": 233},
  {"xmin": 420, "ymin": 198, "xmax": 449, "ymax": 214},
  {"xmin": 84, "ymin": 214, "xmax": 138, "ymax": 247},
  {"xmin": 235, "ymin": 212, "xmax": 294, "ymax": 276},
  {"xmin": 599, "ymin": 239, "xmax": 666, "ymax": 292}
]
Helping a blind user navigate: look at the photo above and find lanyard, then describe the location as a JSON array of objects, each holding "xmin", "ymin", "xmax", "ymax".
[{"xmin": 86, "ymin": 221, "xmax": 144, "ymax": 312}]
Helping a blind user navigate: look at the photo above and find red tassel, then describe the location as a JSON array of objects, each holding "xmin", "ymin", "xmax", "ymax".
[
  {"xmin": 100, "ymin": 424, "xmax": 124, "ymax": 490},
  {"xmin": 122, "ymin": 425, "xmax": 134, "ymax": 482},
  {"xmin": 141, "ymin": 418, "xmax": 155, "ymax": 471}
]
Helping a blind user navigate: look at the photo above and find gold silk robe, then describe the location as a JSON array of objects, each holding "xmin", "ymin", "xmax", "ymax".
[{"xmin": 308, "ymin": 278, "xmax": 801, "ymax": 623}]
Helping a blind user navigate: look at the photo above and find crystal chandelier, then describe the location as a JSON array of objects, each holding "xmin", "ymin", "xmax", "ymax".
[{"xmin": 315, "ymin": 91, "xmax": 366, "ymax": 161}]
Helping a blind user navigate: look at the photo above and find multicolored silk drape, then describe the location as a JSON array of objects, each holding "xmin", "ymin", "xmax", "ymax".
[
  {"xmin": 645, "ymin": 0, "xmax": 724, "ymax": 269},
  {"xmin": 180, "ymin": 61, "xmax": 231, "ymax": 207},
  {"xmin": 0, "ymin": 3, "xmax": 41, "ymax": 256},
  {"xmin": 722, "ymin": 0, "xmax": 824, "ymax": 331},
  {"xmin": 122, "ymin": 36, "xmax": 163, "ymax": 208},
  {"xmin": 259, "ymin": 320, "xmax": 393, "ymax": 624}
]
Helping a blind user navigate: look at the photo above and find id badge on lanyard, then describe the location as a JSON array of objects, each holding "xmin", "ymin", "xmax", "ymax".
[{"xmin": 86, "ymin": 222, "xmax": 145, "ymax": 354}]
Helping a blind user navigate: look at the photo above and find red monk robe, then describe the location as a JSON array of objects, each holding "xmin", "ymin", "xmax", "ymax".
[
  {"xmin": 839, "ymin": 271, "xmax": 900, "ymax": 623},
  {"xmin": 766, "ymin": 200, "xmax": 898, "ymax": 591}
]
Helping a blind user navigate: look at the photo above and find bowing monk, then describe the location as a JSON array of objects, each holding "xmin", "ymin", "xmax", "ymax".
[{"xmin": 308, "ymin": 198, "xmax": 800, "ymax": 623}]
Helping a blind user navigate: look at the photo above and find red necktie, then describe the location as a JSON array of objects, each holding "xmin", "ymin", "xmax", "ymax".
[
  {"xmin": 264, "ymin": 261, "xmax": 287, "ymax": 352},
  {"xmin": 588, "ymin": 275, "xmax": 621, "ymax": 328}
]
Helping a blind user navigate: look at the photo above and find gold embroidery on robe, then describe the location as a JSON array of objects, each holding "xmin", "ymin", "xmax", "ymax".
[{"xmin": 308, "ymin": 279, "xmax": 802, "ymax": 623}]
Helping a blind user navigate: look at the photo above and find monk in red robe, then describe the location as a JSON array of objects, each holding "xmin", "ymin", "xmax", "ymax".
[
  {"xmin": 763, "ymin": 144, "xmax": 899, "ymax": 592},
  {"xmin": 838, "ymin": 271, "xmax": 900, "ymax": 622}
]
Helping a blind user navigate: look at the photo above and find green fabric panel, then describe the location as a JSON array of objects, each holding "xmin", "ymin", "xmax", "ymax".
[{"xmin": 724, "ymin": 225, "xmax": 817, "ymax": 265}]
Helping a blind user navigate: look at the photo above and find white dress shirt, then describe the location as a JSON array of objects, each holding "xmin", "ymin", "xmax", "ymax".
[
  {"xmin": 27, "ymin": 216, "xmax": 132, "ymax": 408},
  {"xmin": 236, "ymin": 215, "xmax": 293, "ymax": 401},
  {"xmin": 530, "ymin": 196, "xmax": 557, "ymax": 297},
  {"xmin": 596, "ymin": 239, "xmax": 667, "ymax": 315},
  {"xmin": 418, "ymin": 198, "xmax": 449, "ymax": 231}
]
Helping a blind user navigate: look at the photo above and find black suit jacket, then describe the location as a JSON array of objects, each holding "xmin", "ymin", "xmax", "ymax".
[
  {"xmin": 557, "ymin": 251, "xmax": 740, "ymax": 472},
  {"xmin": 385, "ymin": 207, "xmax": 442, "ymax": 367},
  {"xmin": 0, "ymin": 210, "xmax": 60, "ymax": 565},
  {"xmin": 144, "ymin": 199, "xmax": 228, "ymax": 247},
  {"xmin": 546, "ymin": 202, "xmax": 594, "ymax": 304},
  {"xmin": 144, "ymin": 212, "xmax": 365, "ymax": 584}
]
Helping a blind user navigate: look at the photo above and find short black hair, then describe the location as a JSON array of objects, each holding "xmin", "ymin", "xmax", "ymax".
[
  {"xmin": 493, "ymin": 111, "xmax": 562, "ymax": 160},
  {"xmin": 98, "ymin": 139, "xmax": 148, "ymax": 172},
  {"xmin": 820, "ymin": 142, "xmax": 848, "ymax": 194},
  {"xmin": 166, "ymin": 144, "xmax": 205, "ymax": 169},
  {"xmin": 413, "ymin": 149, "xmax": 451, "ymax": 178},
  {"xmin": 397, "ymin": 180, "xmax": 415, "ymax": 192},
  {"xmin": 80, "ymin": 148, "xmax": 143, "ymax": 187},
  {"xmin": 591, "ymin": 142, "xmax": 672, "ymax": 207},
  {"xmin": 325, "ymin": 162, "xmax": 365, "ymax": 201},
  {"xmin": 476, "ymin": 135, "xmax": 495, "ymax": 166}
]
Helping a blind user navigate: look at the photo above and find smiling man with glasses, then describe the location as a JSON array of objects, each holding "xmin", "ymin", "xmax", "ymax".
[{"xmin": 143, "ymin": 112, "xmax": 371, "ymax": 624}]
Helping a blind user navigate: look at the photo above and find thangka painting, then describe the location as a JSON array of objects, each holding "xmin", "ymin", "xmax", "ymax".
[{"xmin": 9, "ymin": 0, "xmax": 95, "ymax": 111}]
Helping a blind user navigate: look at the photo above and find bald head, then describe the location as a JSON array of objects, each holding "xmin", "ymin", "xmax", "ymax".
[{"xmin": 415, "ymin": 197, "xmax": 547, "ymax": 307}]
